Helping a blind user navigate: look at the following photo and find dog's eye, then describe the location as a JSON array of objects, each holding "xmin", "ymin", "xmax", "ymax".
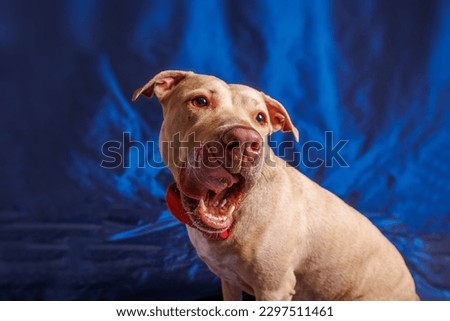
[
  {"xmin": 256, "ymin": 112, "xmax": 266, "ymax": 124},
  {"xmin": 191, "ymin": 96, "xmax": 209, "ymax": 108}
]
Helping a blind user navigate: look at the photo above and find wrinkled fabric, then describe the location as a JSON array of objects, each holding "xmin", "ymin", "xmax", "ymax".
[{"xmin": 0, "ymin": 0, "xmax": 449, "ymax": 300}]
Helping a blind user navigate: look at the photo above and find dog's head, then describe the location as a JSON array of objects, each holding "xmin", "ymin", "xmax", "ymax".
[{"xmin": 133, "ymin": 70, "xmax": 298, "ymax": 234}]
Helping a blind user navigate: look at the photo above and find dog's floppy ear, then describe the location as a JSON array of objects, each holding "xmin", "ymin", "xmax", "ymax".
[
  {"xmin": 264, "ymin": 94, "xmax": 299, "ymax": 142},
  {"xmin": 132, "ymin": 70, "xmax": 193, "ymax": 102}
]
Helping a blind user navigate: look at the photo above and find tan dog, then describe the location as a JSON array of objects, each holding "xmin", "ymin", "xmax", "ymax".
[{"xmin": 132, "ymin": 70, "xmax": 419, "ymax": 300}]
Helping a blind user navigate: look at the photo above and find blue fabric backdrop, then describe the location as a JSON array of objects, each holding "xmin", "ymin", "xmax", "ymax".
[{"xmin": 1, "ymin": 0, "xmax": 449, "ymax": 300}]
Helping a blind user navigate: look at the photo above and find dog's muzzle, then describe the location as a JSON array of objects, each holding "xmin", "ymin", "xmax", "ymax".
[{"xmin": 176, "ymin": 127, "xmax": 263, "ymax": 233}]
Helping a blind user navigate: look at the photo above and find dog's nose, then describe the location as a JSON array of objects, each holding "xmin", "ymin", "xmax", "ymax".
[
  {"xmin": 221, "ymin": 126, "xmax": 263, "ymax": 172},
  {"xmin": 222, "ymin": 126, "xmax": 263, "ymax": 154}
]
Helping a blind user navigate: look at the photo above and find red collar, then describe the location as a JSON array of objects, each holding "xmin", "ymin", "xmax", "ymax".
[{"xmin": 165, "ymin": 183, "xmax": 232, "ymax": 240}]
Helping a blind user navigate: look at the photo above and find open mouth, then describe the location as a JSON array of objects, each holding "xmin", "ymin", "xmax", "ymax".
[
  {"xmin": 174, "ymin": 143, "xmax": 248, "ymax": 234},
  {"xmin": 179, "ymin": 175, "xmax": 245, "ymax": 233}
]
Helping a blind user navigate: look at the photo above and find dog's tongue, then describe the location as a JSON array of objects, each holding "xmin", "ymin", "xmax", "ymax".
[{"xmin": 179, "ymin": 145, "xmax": 238, "ymax": 200}]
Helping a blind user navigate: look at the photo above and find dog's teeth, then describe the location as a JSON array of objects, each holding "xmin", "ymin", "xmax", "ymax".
[
  {"xmin": 205, "ymin": 213, "xmax": 227, "ymax": 222},
  {"xmin": 230, "ymin": 150, "xmax": 242, "ymax": 174},
  {"xmin": 198, "ymin": 197, "xmax": 233, "ymax": 224},
  {"xmin": 230, "ymin": 159, "xmax": 242, "ymax": 174},
  {"xmin": 199, "ymin": 198, "xmax": 207, "ymax": 211},
  {"xmin": 226, "ymin": 205, "xmax": 235, "ymax": 217}
]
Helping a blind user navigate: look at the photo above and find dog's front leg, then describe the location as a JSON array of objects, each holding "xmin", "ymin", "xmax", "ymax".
[
  {"xmin": 255, "ymin": 289, "xmax": 295, "ymax": 301},
  {"xmin": 254, "ymin": 272, "xmax": 296, "ymax": 301},
  {"xmin": 221, "ymin": 279, "xmax": 242, "ymax": 301}
]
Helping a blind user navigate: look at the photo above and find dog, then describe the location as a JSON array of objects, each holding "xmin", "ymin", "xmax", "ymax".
[{"xmin": 132, "ymin": 70, "xmax": 419, "ymax": 300}]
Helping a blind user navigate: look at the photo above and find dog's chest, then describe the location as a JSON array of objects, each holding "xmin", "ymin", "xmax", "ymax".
[{"xmin": 187, "ymin": 228, "xmax": 255, "ymax": 292}]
